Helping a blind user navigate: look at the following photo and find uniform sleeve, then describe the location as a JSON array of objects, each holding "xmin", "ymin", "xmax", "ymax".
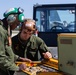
[
  {"xmin": 11, "ymin": 37, "xmax": 19, "ymax": 61},
  {"xmin": 37, "ymin": 37, "xmax": 49, "ymax": 58},
  {"xmin": 14, "ymin": 54, "xmax": 19, "ymax": 61},
  {"xmin": 0, "ymin": 32, "xmax": 19, "ymax": 71}
]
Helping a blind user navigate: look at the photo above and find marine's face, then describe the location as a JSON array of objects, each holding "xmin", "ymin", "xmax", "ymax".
[
  {"xmin": 20, "ymin": 21, "xmax": 35, "ymax": 40},
  {"xmin": 20, "ymin": 29, "xmax": 32, "ymax": 40}
]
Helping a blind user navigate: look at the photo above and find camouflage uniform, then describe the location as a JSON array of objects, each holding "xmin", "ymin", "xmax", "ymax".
[
  {"xmin": 0, "ymin": 20, "xmax": 19, "ymax": 75},
  {"xmin": 12, "ymin": 33, "xmax": 49, "ymax": 61}
]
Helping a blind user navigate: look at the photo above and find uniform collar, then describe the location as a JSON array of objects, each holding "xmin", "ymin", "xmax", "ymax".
[
  {"xmin": 30, "ymin": 35, "xmax": 35, "ymax": 42},
  {"xmin": 1, "ymin": 18, "xmax": 8, "ymax": 30},
  {"xmin": 26, "ymin": 35, "xmax": 35, "ymax": 47}
]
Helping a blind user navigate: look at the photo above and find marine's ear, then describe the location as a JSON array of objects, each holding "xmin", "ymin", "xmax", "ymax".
[{"xmin": 7, "ymin": 15, "xmax": 16, "ymax": 23}]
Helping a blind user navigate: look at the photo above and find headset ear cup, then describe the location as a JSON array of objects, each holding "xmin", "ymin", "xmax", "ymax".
[
  {"xmin": 18, "ymin": 14, "xmax": 25, "ymax": 22},
  {"xmin": 7, "ymin": 15, "xmax": 16, "ymax": 23}
]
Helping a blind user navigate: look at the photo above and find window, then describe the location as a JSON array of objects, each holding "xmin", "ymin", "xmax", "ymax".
[{"xmin": 35, "ymin": 7, "xmax": 75, "ymax": 32}]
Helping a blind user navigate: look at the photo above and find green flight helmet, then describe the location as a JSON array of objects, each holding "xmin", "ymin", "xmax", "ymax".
[{"xmin": 3, "ymin": 7, "xmax": 25, "ymax": 22}]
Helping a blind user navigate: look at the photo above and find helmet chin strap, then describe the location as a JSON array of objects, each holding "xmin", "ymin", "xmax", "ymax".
[
  {"xmin": 8, "ymin": 25, "xmax": 10, "ymax": 36},
  {"xmin": 8, "ymin": 25, "xmax": 12, "ymax": 46}
]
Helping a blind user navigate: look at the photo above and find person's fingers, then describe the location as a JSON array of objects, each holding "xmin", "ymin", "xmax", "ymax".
[
  {"xmin": 42, "ymin": 53, "xmax": 45, "ymax": 55},
  {"xmin": 19, "ymin": 63, "xmax": 26, "ymax": 71},
  {"xmin": 42, "ymin": 53, "xmax": 48, "ymax": 58},
  {"xmin": 19, "ymin": 57, "xmax": 32, "ymax": 62},
  {"xmin": 43, "ymin": 52, "xmax": 52, "ymax": 59},
  {"xmin": 46, "ymin": 52, "xmax": 52, "ymax": 58}
]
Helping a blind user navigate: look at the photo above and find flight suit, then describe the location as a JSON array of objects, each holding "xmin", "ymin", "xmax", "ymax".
[
  {"xmin": 12, "ymin": 33, "xmax": 49, "ymax": 61},
  {"xmin": 0, "ymin": 20, "xmax": 19, "ymax": 75}
]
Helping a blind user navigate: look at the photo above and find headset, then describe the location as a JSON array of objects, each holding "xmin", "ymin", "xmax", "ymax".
[{"xmin": 4, "ymin": 7, "xmax": 25, "ymax": 23}]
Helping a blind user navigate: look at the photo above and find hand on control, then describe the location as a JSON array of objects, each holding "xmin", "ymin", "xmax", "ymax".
[
  {"xmin": 19, "ymin": 57, "xmax": 32, "ymax": 63},
  {"xmin": 18, "ymin": 63, "xmax": 26, "ymax": 71},
  {"xmin": 43, "ymin": 52, "xmax": 52, "ymax": 59}
]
